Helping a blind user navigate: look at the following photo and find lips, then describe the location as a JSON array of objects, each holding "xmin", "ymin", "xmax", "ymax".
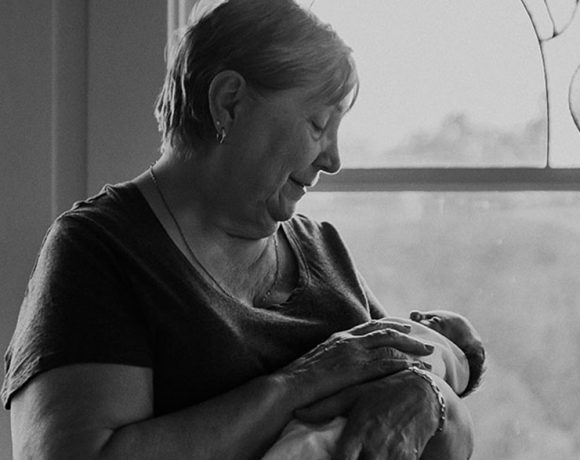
[
  {"xmin": 290, "ymin": 175, "xmax": 318, "ymax": 189},
  {"xmin": 290, "ymin": 177, "xmax": 307, "ymax": 189}
]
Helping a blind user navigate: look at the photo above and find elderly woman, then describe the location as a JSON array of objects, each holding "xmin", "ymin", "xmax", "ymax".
[{"xmin": 2, "ymin": 0, "xmax": 474, "ymax": 458}]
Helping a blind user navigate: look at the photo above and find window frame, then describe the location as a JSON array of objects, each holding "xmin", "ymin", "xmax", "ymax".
[{"xmin": 317, "ymin": 167, "xmax": 580, "ymax": 192}]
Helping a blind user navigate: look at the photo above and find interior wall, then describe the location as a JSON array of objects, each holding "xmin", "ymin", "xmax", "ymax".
[
  {"xmin": 88, "ymin": 0, "xmax": 165, "ymax": 194},
  {"xmin": 0, "ymin": 2, "xmax": 54, "ymax": 457},
  {"xmin": 0, "ymin": 1, "xmax": 165, "ymax": 456}
]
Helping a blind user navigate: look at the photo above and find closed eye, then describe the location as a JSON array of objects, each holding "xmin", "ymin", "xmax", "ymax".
[{"xmin": 310, "ymin": 120, "xmax": 324, "ymax": 137}]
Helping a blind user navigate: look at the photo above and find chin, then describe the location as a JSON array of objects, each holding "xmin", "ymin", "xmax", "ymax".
[{"xmin": 269, "ymin": 201, "xmax": 297, "ymax": 224}]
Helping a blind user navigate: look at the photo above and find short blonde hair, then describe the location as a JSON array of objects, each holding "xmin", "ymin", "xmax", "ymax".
[{"xmin": 155, "ymin": 0, "xmax": 359, "ymax": 152}]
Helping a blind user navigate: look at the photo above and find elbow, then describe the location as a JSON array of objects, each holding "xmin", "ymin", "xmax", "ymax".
[{"xmin": 12, "ymin": 423, "xmax": 120, "ymax": 460}]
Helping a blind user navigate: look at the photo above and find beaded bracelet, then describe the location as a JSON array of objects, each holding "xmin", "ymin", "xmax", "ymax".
[{"xmin": 408, "ymin": 366, "xmax": 447, "ymax": 433}]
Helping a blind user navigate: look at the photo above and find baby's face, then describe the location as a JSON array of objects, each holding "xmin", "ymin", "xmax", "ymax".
[{"xmin": 410, "ymin": 310, "xmax": 482, "ymax": 352}]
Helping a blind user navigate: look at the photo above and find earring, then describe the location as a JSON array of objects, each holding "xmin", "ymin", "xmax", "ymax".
[{"xmin": 215, "ymin": 121, "xmax": 227, "ymax": 144}]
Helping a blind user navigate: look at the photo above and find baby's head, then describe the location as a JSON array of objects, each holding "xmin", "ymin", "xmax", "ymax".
[
  {"xmin": 410, "ymin": 310, "xmax": 481, "ymax": 351},
  {"xmin": 410, "ymin": 309, "xmax": 486, "ymax": 397}
]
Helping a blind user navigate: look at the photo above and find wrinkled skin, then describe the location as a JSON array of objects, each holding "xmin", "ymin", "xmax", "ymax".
[
  {"xmin": 280, "ymin": 320, "xmax": 435, "ymax": 407},
  {"xmin": 296, "ymin": 369, "xmax": 440, "ymax": 460}
]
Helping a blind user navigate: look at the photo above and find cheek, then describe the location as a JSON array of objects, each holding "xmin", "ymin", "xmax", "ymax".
[
  {"xmin": 270, "ymin": 131, "xmax": 313, "ymax": 170},
  {"xmin": 287, "ymin": 130, "xmax": 320, "ymax": 167},
  {"xmin": 256, "ymin": 117, "xmax": 319, "ymax": 182}
]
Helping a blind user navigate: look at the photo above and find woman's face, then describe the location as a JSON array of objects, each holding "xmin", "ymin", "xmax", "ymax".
[{"xmin": 214, "ymin": 86, "xmax": 347, "ymax": 238}]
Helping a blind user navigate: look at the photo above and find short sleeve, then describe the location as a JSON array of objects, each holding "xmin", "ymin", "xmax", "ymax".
[{"xmin": 1, "ymin": 215, "xmax": 153, "ymax": 409}]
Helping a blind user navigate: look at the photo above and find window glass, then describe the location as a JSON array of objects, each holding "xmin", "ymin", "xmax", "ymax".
[
  {"xmin": 304, "ymin": 0, "xmax": 580, "ymax": 167},
  {"xmin": 299, "ymin": 191, "xmax": 580, "ymax": 459}
]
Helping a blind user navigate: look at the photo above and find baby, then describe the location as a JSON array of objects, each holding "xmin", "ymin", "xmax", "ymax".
[{"xmin": 262, "ymin": 310, "xmax": 485, "ymax": 460}]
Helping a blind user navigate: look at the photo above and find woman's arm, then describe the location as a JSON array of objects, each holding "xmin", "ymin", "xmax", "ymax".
[
  {"xmin": 11, "ymin": 363, "xmax": 295, "ymax": 460},
  {"xmin": 11, "ymin": 320, "xmax": 434, "ymax": 460}
]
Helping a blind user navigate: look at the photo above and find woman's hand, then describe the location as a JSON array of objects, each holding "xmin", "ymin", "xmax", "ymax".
[
  {"xmin": 294, "ymin": 369, "xmax": 439, "ymax": 460},
  {"xmin": 295, "ymin": 370, "xmax": 474, "ymax": 460},
  {"xmin": 278, "ymin": 320, "xmax": 435, "ymax": 408}
]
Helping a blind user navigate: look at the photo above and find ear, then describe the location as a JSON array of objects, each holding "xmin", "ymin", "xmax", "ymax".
[{"xmin": 208, "ymin": 70, "xmax": 247, "ymax": 133}]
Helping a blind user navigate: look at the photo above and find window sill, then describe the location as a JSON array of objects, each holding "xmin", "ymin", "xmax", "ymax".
[{"xmin": 317, "ymin": 167, "xmax": 580, "ymax": 192}]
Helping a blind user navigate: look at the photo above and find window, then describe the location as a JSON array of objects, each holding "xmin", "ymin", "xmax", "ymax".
[
  {"xmin": 309, "ymin": 0, "xmax": 549, "ymax": 168},
  {"xmin": 297, "ymin": 1, "xmax": 580, "ymax": 458}
]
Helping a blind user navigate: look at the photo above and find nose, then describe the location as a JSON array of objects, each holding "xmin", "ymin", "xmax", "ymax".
[{"xmin": 314, "ymin": 133, "xmax": 341, "ymax": 175}]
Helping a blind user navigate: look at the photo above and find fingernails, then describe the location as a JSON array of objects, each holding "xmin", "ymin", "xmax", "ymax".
[
  {"xmin": 422, "ymin": 361, "xmax": 432, "ymax": 370},
  {"xmin": 425, "ymin": 344, "xmax": 434, "ymax": 352}
]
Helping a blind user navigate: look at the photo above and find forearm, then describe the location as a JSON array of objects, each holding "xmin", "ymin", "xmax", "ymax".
[
  {"xmin": 421, "ymin": 375, "xmax": 474, "ymax": 460},
  {"xmin": 100, "ymin": 374, "xmax": 295, "ymax": 460},
  {"xmin": 15, "ymin": 320, "xmax": 433, "ymax": 460}
]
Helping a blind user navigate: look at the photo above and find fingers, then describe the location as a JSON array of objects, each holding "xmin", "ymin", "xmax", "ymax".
[
  {"xmin": 409, "ymin": 310, "xmax": 423, "ymax": 321},
  {"xmin": 332, "ymin": 435, "xmax": 361, "ymax": 460},
  {"xmin": 366, "ymin": 354, "xmax": 430, "ymax": 376},
  {"xmin": 362, "ymin": 329, "xmax": 434, "ymax": 356},
  {"xmin": 331, "ymin": 402, "xmax": 425, "ymax": 460},
  {"xmin": 348, "ymin": 319, "xmax": 435, "ymax": 355},
  {"xmin": 283, "ymin": 319, "xmax": 435, "ymax": 407},
  {"xmin": 332, "ymin": 413, "xmax": 388, "ymax": 460},
  {"xmin": 410, "ymin": 310, "xmax": 443, "ymax": 332},
  {"xmin": 349, "ymin": 319, "xmax": 412, "ymax": 336},
  {"xmin": 410, "ymin": 310, "xmax": 438, "ymax": 321},
  {"xmin": 331, "ymin": 413, "xmax": 365, "ymax": 460}
]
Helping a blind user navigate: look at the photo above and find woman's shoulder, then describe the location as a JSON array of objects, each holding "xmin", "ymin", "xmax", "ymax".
[
  {"xmin": 41, "ymin": 181, "xmax": 155, "ymax": 262},
  {"xmin": 285, "ymin": 213, "xmax": 350, "ymax": 259},
  {"xmin": 52, "ymin": 182, "xmax": 150, "ymax": 235},
  {"xmin": 62, "ymin": 181, "xmax": 145, "ymax": 222},
  {"xmin": 286, "ymin": 213, "xmax": 342, "ymax": 239}
]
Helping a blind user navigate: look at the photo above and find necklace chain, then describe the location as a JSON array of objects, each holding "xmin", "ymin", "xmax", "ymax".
[{"xmin": 148, "ymin": 166, "xmax": 280, "ymax": 305}]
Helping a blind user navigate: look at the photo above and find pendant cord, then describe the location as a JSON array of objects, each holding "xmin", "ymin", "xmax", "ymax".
[
  {"xmin": 261, "ymin": 230, "xmax": 280, "ymax": 304},
  {"xmin": 148, "ymin": 166, "xmax": 279, "ymax": 304}
]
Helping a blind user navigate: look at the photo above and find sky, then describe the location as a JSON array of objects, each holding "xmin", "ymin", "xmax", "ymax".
[{"xmin": 301, "ymin": 0, "xmax": 580, "ymax": 167}]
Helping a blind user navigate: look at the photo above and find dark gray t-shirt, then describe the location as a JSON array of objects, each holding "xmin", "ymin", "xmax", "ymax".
[{"xmin": 2, "ymin": 182, "xmax": 385, "ymax": 414}]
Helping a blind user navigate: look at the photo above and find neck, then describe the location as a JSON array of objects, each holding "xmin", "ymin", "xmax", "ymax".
[
  {"xmin": 142, "ymin": 156, "xmax": 282, "ymax": 306},
  {"xmin": 154, "ymin": 149, "xmax": 277, "ymax": 240},
  {"xmin": 135, "ymin": 152, "xmax": 294, "ymax": 306}
]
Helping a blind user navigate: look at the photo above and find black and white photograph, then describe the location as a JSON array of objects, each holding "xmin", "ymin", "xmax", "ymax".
[{"xmin": 1, "ymin": 0, "xmax": 580, "ymax": 458}]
